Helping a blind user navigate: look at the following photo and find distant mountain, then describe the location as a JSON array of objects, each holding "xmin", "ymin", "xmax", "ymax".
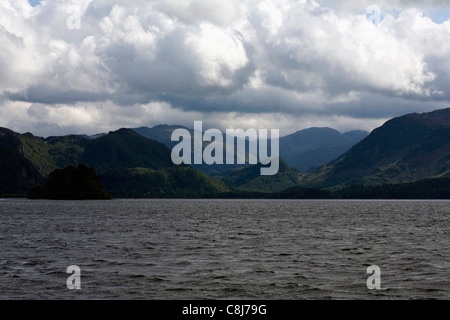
[
  {"xmin": 343, "ymin": 130, "xmax": 369, "ymax": 142},
  {"xmin": 279, "ymin": 127, "xmax": 368, "ymax": 172},
  {"xmin": 82, "ymin": 133, "xmax": 106, "ymax": 140},
  {"xmin": 133, "ymin": 125, "xmax": 191, "ymax": 150},
  {"xmin": 304, "ymin": 108, "xmax": 450, "ymax": 188},
  {"xmin": 134, "ymin": 125, "xmax": 368, "ymax": 174}
]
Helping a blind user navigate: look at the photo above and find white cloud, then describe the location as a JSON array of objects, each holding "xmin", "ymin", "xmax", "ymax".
[
  {"xmin": 156, "ymin": 0, "xmax": 241, "ymax": 27},
  {"xmin": 184, "ymin": 23, "xmax": 249, "ymax": 86}
]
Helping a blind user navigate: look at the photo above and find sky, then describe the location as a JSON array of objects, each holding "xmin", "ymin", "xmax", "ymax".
[{"xmin": 0, "ymin": 0, "xmax": 449, "ymax": 137}]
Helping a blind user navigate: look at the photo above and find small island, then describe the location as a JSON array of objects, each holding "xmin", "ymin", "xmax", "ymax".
[{"xmin": 27, "ymin": 165, "xmax": 113, "ymax": 200}]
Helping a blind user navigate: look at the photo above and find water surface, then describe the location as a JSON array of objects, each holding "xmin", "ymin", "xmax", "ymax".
[{"xmin": 0, "ymin": 199, "xmax": 449, "ymax": 299}]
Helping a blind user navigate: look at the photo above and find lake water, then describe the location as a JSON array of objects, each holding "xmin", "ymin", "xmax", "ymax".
[{"xmin": 0, "ymin": 198, "xmax": 449, "ymax": 300}]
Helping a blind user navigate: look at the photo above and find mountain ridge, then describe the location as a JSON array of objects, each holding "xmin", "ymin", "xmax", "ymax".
[
  {"xmin": 302, "ymin": 108, "xmax": 450, "ymax": 188},
  {"xmin": 2, "ymin": 107, "xmax": 450, "ymax": 197}
]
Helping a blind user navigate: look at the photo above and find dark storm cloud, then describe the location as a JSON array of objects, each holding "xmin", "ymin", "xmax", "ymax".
[{"xmin": 5, "ymin": 85, "xmax": 109, "ymax": 105}]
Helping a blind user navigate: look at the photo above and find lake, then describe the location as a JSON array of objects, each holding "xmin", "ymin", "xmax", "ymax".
[{"xmin": 0, "ymin": 198, "xmax": 449, "ymax": 299}]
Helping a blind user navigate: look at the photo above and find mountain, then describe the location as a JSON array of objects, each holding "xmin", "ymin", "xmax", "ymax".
[
  {"xmin": 279, "ymin": 127, "xmax": 368, "ymax": 172},
  {"xmin": 0, "ymin": 128, "xmax": 91, "ymax": 195},
  {"xmin": 38, "ymin": 135, "xmax": 91, "ymax": 174},
  {"xmin": 80, "ymin": 128, "xmax": 175, "ymax": 173},
  {"xmin": 81, "ymin": 128, "xmax": 230, "ymax": 197},
  {"xmin": 4, "ymin": 107, "xmax": 450, "ymax": 197},
  {"xmin": 304, "ymin": 108, "xmax": 450, "ymax": 188},
  {"xmin": 4, "ymin": 130, "xmax": 89, "ymax": 179},
  {"xmin": 343, "ymin": 130, "xmax": 369, "ymax": 142},
  {"xmin": 0, "ymin": 127, "xmax": 229, "ymax": 197}
]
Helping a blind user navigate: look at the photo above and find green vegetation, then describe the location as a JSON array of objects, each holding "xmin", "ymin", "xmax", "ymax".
[
  {"xmin": 2, "ymin": 127, "xmax": 229, "ymax": 199},
  {"xmin": 0, "ymin": 129, "xmax": 44, "ymax": 196},
  {"xmin": 80, "ymin": 129, "xmax": 174, "ymax": 173},
  {"xmin": 221, "ymin": 159, "xmax": 304, "ymax": 193},
  {"xmin": 27, "ymin": 165, "xmax": 113, "ymax": 200},
  {"xmin": 79, "ymin": 128, "xmax": 229, "ymax": 198},
  {"xmin": 303, "ymin": 109, "xmax": 450, "ymax": 188},
  {"xmin": 332, "ymin": 178, "xmax": 450, "ymax": 199},
  {"xmin": 17, "ymin": 133, "xmax": 89, "ymax": 178},
  {"xmin": 216, "ymin": 178, "xmax": 450, "ymax": 199},
  {"xmin": 101, "ymin": 166, "xmax": 229, "ymax": 198}
]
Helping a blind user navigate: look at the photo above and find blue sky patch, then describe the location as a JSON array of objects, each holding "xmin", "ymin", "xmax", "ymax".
[{"xmin": 28, "ymin": 0, "xmax": 41, "ymax": 7}]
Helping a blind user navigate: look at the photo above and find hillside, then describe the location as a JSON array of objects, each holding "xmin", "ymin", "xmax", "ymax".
[
  {"xmin": 221, "ymin": 159, "xmax": 304, "ymax": 193},
  {"xmin": 101, "ymin": 166, "xmax": 229, "ymax": 198},
  {"xmin": 304, "ymin": 108, "xmax": 450, "ymax": 188},
  {"xmin": 80, "ymin": 128, "xmax": 175, "ymax": 173},
  {"xmin": 0, "ymin": 128, "xmax": 99, "ymax": 196},
  {"xmin": 0, "ymin": 128, "xmax": 44, "ymax": 195},
  {"xmin": 83, "ymin": 128, "xmax": 230, "ymax": 197}
]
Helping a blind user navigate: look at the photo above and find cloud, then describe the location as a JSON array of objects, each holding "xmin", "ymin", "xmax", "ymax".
[
  {"xmin": 156, "ymin": 0, "xmax": 241, "ymax": 27},
  {"xmin": 249, "ymin": 4, "xmax": 436, "ymax": 97},
  {"xmin": 0, "ymin": 0, "xmax": 449, "ymax": 137}
]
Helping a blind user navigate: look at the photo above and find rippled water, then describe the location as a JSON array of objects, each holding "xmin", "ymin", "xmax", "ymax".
[{"xmin": 0, "ymin": 198, "xmax": 449, "ymax": 300}]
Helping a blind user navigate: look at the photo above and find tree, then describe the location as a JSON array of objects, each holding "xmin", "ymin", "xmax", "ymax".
[{"xmin": 28, "ymin": 165, "xmax": 113, "ymax": 200}]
